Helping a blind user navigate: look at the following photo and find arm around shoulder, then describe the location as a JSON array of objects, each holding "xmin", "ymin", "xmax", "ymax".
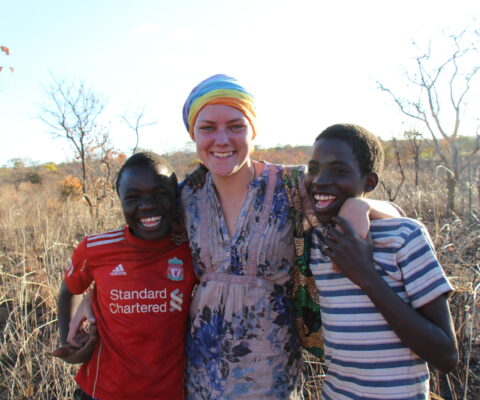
[
  {"xmin": 364, "ymin": 198, "xmax": 404, "ymax": 219},
  {"xmin": 54, "ymin": 281, "xmax": 96, "ymax": 364}
]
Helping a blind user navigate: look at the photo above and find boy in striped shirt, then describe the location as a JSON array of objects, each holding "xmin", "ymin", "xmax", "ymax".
[{"xmin": 304, "ymin": 124, "xmax": 458, "ymax": 399}]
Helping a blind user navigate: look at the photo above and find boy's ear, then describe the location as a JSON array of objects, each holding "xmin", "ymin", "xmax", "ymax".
[
  {"xmin": 363, "ymin": 172, "xmax": 378, "ymax": 193},
  {"xmin": 170, "ymin": 173, "xmax": 178, "ymax": 192}
]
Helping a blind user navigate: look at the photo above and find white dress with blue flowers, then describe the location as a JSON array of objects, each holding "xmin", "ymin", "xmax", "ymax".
[{"xmin": 181, "ymin": 163, "xmax": 303, "ymax": 400}]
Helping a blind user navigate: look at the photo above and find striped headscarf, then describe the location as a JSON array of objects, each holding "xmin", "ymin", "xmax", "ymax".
[{"xmin": 182, "ymin": 74, "xmax": 257, "ymax": 140}]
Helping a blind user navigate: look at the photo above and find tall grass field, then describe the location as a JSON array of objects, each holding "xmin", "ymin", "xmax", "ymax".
[{"xmin": 1, "ymin": 148, "xmax": 478, "ymax": 399}]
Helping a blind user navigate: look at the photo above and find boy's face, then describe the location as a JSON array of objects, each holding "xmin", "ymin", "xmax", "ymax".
[
  {"xmin": 118, "ymin": 165, "xmax": 176, "ymax": 241},
  {"xmin": 305, "ymin": 138, "xmax": 377, "ymax": 224}
]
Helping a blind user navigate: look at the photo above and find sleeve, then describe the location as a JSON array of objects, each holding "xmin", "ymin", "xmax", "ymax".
[
  {"xmin": 64, "ymin": 238, "xmax": 93, "ymax": 294},
  {"xmin": 397, "ymin": 221, "xmax": 453, "ymax": 309}
]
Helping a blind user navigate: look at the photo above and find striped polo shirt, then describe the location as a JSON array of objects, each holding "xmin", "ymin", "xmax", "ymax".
[{"xmin": 310, "ymin": 218, "xmax": 452, "ymax": 400}]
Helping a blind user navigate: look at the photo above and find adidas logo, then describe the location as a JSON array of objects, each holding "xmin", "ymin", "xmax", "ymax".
[{"xmin": 110, "ymin": 264, "xmax": 127, "ymax": 276}]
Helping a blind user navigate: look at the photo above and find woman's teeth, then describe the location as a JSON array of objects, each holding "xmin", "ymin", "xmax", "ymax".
[{"xmin": 213, "ymin": 151, "xmax": 233, "ymax": 158}]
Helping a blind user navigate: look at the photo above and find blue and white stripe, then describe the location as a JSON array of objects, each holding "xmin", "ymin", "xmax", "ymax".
[{"xmin": 311, "ymin": 218, "xmax": 452, "ymax": 399}]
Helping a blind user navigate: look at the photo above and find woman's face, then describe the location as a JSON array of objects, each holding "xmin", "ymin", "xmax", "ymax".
[{"xmin": 193, "ymin": 104, "xmax": 254, "ymax": 178}]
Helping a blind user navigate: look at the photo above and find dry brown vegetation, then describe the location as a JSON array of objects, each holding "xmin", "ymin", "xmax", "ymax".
[{"xmin": 0, "ymin": 145, "xmax": 479, "ymax": 399}]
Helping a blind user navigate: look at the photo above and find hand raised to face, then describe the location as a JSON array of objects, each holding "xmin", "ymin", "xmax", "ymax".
[{"xmin": 320, "ymin": 216, "xmax": 378, "ymax": 288}]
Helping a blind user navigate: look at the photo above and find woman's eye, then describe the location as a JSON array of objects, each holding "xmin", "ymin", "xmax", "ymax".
[
  {"xmin": 199, "ymin": 125, "xmax": 214, "ymax": 132},
  {"xmin": 307, "ymin": 165, "xmax": 317, "ymax": 175},
  {"xmin": 230, "ymin": 124, "xmax": 246, "ymax": 132}
]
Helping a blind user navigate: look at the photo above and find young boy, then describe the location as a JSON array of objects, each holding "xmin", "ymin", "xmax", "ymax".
[
  {"xmin": 55, "ymin": 152, "xmax": 197, "ymax": 400},
  {"xmin": 304, "ymin": 124, "xmax": 458, "ymax": 399}
]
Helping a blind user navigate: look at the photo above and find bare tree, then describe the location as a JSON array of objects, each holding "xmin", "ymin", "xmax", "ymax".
[
  {"xmin": 40, "ymin": 78, "xmax": 106, "ymax": 194},
  {"xmin": 119, "ymin": 105, "xmax": 156, "ymax": 154},
  {"xmin": 403, "ymin": 130, "xmax": 423, "ymax": 188},
  {"xmin": 377, "ymin": 30, "xmax": 480, "ymax": 212}
]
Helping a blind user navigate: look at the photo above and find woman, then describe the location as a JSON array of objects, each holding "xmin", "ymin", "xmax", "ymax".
[{"xmin": 181, "ymin": 74, "xmax": 303, "ymax": 399}]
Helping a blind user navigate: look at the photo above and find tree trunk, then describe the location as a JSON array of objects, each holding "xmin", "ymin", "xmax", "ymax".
[
  {"xmin": 414, "ymin": 152, "xmax": 420, "ymax": 188},
  {"xmin": 446, "ymin": 175, "xmax": 456, "ymax": 214}
]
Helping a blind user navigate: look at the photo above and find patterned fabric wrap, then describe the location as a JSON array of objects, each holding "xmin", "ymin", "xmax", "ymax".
[
  {"xmin": 282, "ymin": 166, "xmax": 324, "ymax": 358},
  {"xmin": 182, "ymin": 74, "xmax": 257, "ymax": 139}
]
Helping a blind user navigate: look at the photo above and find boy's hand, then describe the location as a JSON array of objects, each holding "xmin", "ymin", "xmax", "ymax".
[
  {"xmin": 51, "ymin": 324, "xmax": 97, "ymax": 364},
  {"xmin": 184, "ymin": 164, "xmax": 208, "ymax": 190},
  {"xmin": 321, "ymin": 216, "xmax": 376, "ymax": 287}
]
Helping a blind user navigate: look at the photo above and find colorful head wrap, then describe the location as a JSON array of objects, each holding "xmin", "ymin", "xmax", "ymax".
[{"xmin": 182, "ymin": 74, "xmax": 256, "ymax": 140}]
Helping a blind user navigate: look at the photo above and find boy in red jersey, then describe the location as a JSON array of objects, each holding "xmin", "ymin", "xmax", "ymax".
[{"xmin": 54, "ymin": 152, "xmax": 196, "ymax": 400}]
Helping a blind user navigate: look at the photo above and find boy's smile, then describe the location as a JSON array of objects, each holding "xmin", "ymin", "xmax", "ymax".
[
  {"xmin": 305, "ymin": 138, "xmax": 374, "ymax": 224},
  {"xmin": 117, "ymin": 165, "xmax": 176, "ymax": 241},
  {"xmin": 312, "ymin": 193, "xmax": 337, "ymax": 209},
  {"xmin": 139, "ymin": 216, "xmax": 163, "ymax": 229}
]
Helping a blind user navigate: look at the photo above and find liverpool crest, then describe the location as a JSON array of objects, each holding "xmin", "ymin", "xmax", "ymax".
[{"xmin": 167, "ymin": 257, "xmax": 184, "ymax": 281}]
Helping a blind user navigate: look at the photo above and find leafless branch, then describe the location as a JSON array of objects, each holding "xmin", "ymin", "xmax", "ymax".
[
  {"xmin": 40, "ymin": 77, "xmax": 106, "ymax": 194},
  {"xmin": 119, "ymin": 105, "xmax": 156, "ymax": 154},
  {"xmin": 377, "ymin": 29, "xmax": 479, "ymax": 212}
]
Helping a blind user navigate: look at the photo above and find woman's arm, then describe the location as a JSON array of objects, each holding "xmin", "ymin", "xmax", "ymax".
[
  {"xmin": 338, "ymin": 198, "xmax": 403, "ymax": 239},
  {"xmin": 66, "ymin": 289, "xmax": 96, "ymax": 347},
  {"xmin": 363, "ymin": 198, "xmax": 405, "ymax": 219},
  {"xmin": 52, "ymin": 281, "xmax": 96, "ymax": 364}
]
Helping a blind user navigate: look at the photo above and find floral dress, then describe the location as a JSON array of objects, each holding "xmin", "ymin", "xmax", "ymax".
[{"xmin": 181, "ymin": 163, "xmax": 304, "ymax": 400}]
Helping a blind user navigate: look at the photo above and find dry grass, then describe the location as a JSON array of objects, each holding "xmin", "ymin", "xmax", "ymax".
[
  {"xmin": 0, "ymin": 161, "xmax": 479, "ymax": 400},
  {"xmin": 0, "ymin": 182, "xmax": 122, "ymax": 400}
]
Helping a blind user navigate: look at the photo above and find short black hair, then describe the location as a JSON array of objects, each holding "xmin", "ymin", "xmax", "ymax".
[
  {"xmin": 116, "ymin": 152, "xmax": 174, "ymax": 193},
  {"xmin": 315, "ymin": 124, "xmax": 384, "ymax": 175}
]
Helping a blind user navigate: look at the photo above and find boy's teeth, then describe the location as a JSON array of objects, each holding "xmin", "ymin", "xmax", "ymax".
[
  {"xmin": 314, "ymin": 194, "xmax": 336, "ymax": 201},
  {"xmin": 213, "ymin": 152, "xmax": 233, "ymax": 158},
  {"xmin": 313, "ymin": 194, "xmax": 336, "ymax": 209},
  {"xmin": 140, "ymin": 216, "xmax": 162, "ymax": 227}
]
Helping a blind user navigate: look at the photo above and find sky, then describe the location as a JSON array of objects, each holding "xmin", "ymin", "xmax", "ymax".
[{"xmin": 0, "ymin": 0, "xmax": 479, "ymax": 166}]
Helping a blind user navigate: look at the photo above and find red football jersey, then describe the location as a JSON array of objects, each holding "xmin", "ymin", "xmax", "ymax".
[{"xmin": 64, "ymin": 227, "xmax": 196, "ymax": 400}]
